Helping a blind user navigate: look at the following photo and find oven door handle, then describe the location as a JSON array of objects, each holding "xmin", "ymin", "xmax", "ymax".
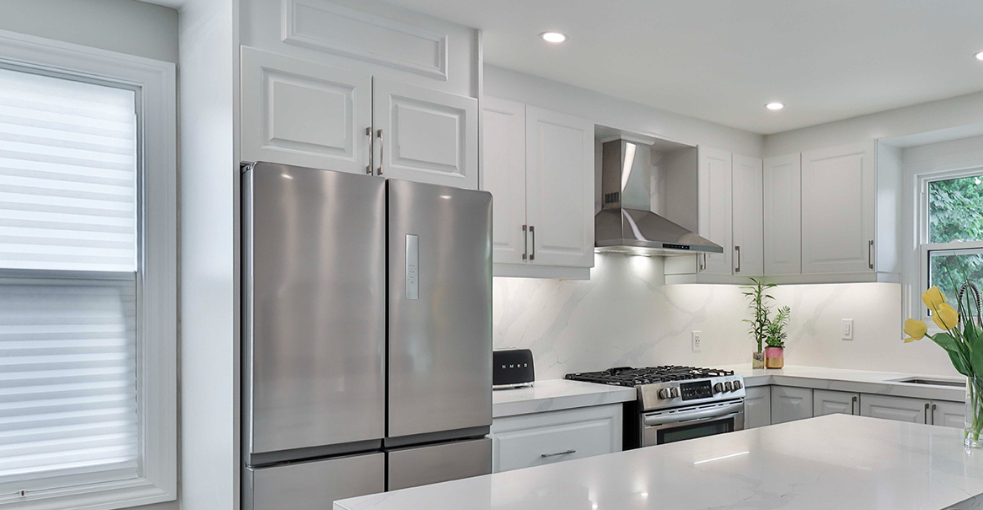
[{"xmin": 643, "ymin": 402, "xmax": 744, "ymax": 427}]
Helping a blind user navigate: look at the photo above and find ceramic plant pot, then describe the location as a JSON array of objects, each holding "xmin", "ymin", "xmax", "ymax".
[
  {"xmin": 764, "ymin": 347, "xmax": 784, "ymax": 369},
  {"xmin": 752, "ymin": 351, "xmax": 765, "ymax": 369}
]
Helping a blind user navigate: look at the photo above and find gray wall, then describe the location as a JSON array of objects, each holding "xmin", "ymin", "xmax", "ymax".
[{"xmin": 0, "ymin": 0, "xmax": 178, "ymax": 63}]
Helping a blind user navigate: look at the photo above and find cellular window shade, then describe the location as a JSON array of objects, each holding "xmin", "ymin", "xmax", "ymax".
[{"xmin": 0, "ymin": 67, "xmax": 137, "ymax": 273}]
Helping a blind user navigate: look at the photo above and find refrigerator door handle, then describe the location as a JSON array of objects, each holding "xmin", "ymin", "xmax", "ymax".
[
  {"xmin": 365, "ymin": 127, "xmax": 373, "ymax": 174},
  {"xmin": 376, "ymin": 129, "xmax": 384, "ymax": 175}
]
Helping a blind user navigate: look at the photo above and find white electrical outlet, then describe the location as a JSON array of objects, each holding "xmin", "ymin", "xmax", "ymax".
[
  {"xmin": 692, "ymin": 331, "xmax": 702, "ymax": 352},
  {"xmin": 842, "ymin": 319, "xmax": 854, "ymax": 340}
]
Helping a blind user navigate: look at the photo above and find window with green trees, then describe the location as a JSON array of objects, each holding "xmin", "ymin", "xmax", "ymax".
[{"xmin": 927, "ymin": 173, "xmax": 983, "ymax": 305}]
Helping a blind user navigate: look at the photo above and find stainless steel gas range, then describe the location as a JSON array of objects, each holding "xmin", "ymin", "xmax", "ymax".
[{"xmin": 566, "ymin": 366, "xmax": 746, "ymax": 449}]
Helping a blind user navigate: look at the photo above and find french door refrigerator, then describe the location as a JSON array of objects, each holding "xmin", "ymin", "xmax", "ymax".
[{"xmin": 242, "ymin": 162, "xmax": 493, "ymax": 510}]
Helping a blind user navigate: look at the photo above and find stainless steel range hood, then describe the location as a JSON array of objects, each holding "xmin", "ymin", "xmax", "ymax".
[{"xmin": 595, "ymin": 139, "xmax": 723, "ymax": 256}]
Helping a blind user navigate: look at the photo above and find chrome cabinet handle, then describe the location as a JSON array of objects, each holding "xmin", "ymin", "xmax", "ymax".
[
  {"xmin": 868, "ymin": 240, "xmax": 874, "ymax": 270},
  {"xmin": 529, "ymin": 226, "xmax": 536, "ymax": 261},
  {"xmin": 376, "ymin": 129, "xmax": 384, "ymax": 175},
  {"xmin": 365, "ymin": 127, "xmax": 373, "ymax": 174},
  {"xmin": 924, "ymin": 402, "xmax": 930, "ymax": 424},
  {"xmin": 522, "ymin": 225, "xmax": 528, "ymax": 261},
  {"xmin": 541, "ymin": 449, "xmax": 575, "ymax": 458},
  {"xmin": 735, "ymin": 246, "xmax": 741, "ymax": 273},
  {"xmin": 931, "ymin": 403, "xmax": 937, "ymax": 425},
  {"xmin": 851, "ymin": 396, "xmax": 858, "ymax": 415}
]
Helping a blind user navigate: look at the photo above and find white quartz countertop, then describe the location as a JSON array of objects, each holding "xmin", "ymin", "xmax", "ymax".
[
  {"xmin": 491, "ymin": 379, "xmax": 636, "ymax": 418},
  {"xmin": 720, "ymin": 364, "xmax": 967, "ymax": 402},
  {"xmin": 336, "ymin": 414, "xmax": 983, "ymax": 510}
]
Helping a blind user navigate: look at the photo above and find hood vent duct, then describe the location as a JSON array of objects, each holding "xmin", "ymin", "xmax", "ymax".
[{"xmin": 595, "ymin": 138, "xmax": 723, "ymax": 257}]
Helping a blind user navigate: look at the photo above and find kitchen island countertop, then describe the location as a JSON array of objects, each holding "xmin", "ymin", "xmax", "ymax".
[{"xmin": 335, "ymin": 414, "xmax": 983, "ymax": 510}]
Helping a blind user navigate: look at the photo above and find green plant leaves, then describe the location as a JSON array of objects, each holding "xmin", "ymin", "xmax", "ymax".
[{"xmin": 930, "ymin": 331, "xmax": 972, "ymax": 377}]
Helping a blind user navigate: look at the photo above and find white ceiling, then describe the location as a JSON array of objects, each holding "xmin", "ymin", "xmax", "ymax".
[{"xmin": 381, "ymin": 0, "xmax": 983, "ymax": 134}]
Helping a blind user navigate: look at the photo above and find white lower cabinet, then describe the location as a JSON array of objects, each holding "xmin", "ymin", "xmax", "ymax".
[
  {"xmin": 813, "ymin": 389, "xmax": 859, "ymax": 416},
  {"xmin": 860, "ymin": 394, "xmax": 965, "ymax": 428},
  {"xmin": 770, "ymin": 386, "xmax": 814, "ymax": 424},
  {"xmin": 744, "ymin": 386, "xmax": 772, "ymax": 429},
  {"xmin": 489, "ymin": 404, "xmax": 622, "ymax": 473}
]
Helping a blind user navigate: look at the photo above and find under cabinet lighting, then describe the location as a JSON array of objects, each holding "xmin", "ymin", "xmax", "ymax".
[
  {"xmin": 765, "ymin": 102, "xmax": 785, "ymax": 111},
  {"xmin": 541, "ymin": 32, "xmax": 567, "ymax": 43}
]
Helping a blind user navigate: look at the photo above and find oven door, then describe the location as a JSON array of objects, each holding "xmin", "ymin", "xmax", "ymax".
[{"xmin": 641, "ymin": 399, "xmax": 745, "ymax": 447}]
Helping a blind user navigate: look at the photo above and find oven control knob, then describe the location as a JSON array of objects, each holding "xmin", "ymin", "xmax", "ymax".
[
  {"xmin": 713, "ymin": 383, "xmax": 724, "ymax": 393},
  {"xmin": 733, "ymin": 381, "xmax": 743, "ymax": 390},
  {"xmin": 658, "ymin": 388, "xmax": 671, "ymax": 399},
  {"xmin": 724, "ymin": 381, "xmax": 733, "ymax": 392},
  {"xmin": 670, "ymin": 387, "xmax": 680, "ymax": 398}
]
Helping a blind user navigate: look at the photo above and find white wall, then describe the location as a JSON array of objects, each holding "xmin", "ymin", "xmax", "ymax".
[
  {"xmin": 0, "ymin": 0, "xmax": 178, "ymax": 63},
  {"xmin": 178, "ymin": 0, "xmax": 239, "ymax": 509},
  {"xmin": 484, "ymin": 65, "xmax": 763, "ymax": 158},
  {"xmin": 494, "ymin": 257, "xmax": 958, "ymax": 380}
]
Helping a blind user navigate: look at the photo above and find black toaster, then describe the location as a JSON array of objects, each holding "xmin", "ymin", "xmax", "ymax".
[{"xmin": 493, "ymin": 349, "xmax": 535, "ymax": 389}]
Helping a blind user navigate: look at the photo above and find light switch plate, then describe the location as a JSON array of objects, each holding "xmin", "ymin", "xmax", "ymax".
[
  {"xmin": 842, "ymin": 319, "xmax": 854, "ymax": 340},
  {"xmin": 692, "ymin": 331, "xmax": 702, "ymax": 352}
]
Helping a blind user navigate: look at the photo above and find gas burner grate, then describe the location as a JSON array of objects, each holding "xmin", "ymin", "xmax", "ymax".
[{"xmin": 565, "ymin": 365, "xmax": 735, "ymax": 387}]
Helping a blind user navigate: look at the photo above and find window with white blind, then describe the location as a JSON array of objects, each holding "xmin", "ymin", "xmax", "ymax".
[{"xmin": 0, "ymin": 30, "xmax": 175, "ymax": 510}]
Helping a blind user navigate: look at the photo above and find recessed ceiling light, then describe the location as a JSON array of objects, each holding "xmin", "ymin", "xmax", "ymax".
[
  {"xmin": 976, "ymin": 51, "xmax": 983, "ymax": 61},
  {"xmin": 541, "ymin": 32, "xmax": 567, "ymax": 43},
  {"xmin": 765, "ymin": 102, "xmax": 785, "ymax": 111}
]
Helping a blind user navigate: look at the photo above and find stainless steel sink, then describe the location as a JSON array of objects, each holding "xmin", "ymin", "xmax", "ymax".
[{"xmin": 890, "ymin": 377, "xmax": 965, "ymax": 388}]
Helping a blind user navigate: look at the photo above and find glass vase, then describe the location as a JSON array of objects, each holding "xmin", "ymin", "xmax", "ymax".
[{"xmin": 968, "ymin": 375, "xmax": 983, "ymax": 449}]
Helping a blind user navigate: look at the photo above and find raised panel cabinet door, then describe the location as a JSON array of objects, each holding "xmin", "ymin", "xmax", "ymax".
[
  {"xmin": 932, "ymin": 401, "xmax": 965, "ymax": 429},
  {"xmin": 241, "ymin": 47, "xmax": 372, "ymax": 174},
  {"xmin": 732, "ymin": 155, "xmax": 764, "ymax": 276},
  {"xmin": 813, "ymin": 389, "xmax": 859, "ymax": 417},
  {"xmin": 860, "ymin": 394, "xmax": 929, "ymax": 424},
  {"xmin": 481, "ymin": 97, "xmax": 527, "ymax": 265},
  {"xmin": 373, "ymin": 78, "xmax": 478, "ymax": 189},
  {"xmin": 770, "ymin": 386, "xmax": 814, "ymax": 424},
  {"xmin": 697, "ymin": 147, "xmax": 733, "ymax": 275},
  {"xmin": 744, "ymin": 386, "xmax": 772, "ymax": 429},
  {"xmin": 763, "ymin": 153, "xmax": 802, "ymax": 275},
  {"xmin": 524, "ymin": 106, "xmax": 594, "ymax": 268},
  {"xmin": 801, "ymin": 142, "xmax": 876, "ymax": 274}
]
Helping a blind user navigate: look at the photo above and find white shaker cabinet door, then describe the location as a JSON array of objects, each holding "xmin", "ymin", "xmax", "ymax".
[
  {"xmin": 860, "ymin": 394, "xmax": 929, "ymax": 424},
  {"xmin": 813, "ymin": 389, "xmax": 859, "ymax": 417},
  {"xmin": 932, "ymin": 401, "xmax": 965, "ymax": 429},
  {"xmin": 763, "ymin": 153, "xmax": 802, "ymax": 275},
  {"xmin": 744, "ymin": 386, "xmax": 772, "ymax": 429},
  {"xmin": 732, "ymin": 155, "xmax": 764, "ymax": 276},
  {"xmin": 697, "ymin": 147, "xmax": 733, "ymax": 275},
  {"xmin": 481, "ymin": 97, "xmax": 527, "ymax": 265},
  {"xmin": 373, "ymin": 78, "xmax": 478, "ymax": 189},
  {"xmin": 241, "ymin": 47, "xmax": 372, "ymax": 174},
  {"xmin": 801, "ymin": 142, "xmax": 876, "ymax": 274},
  {"xmin": 770, "ymin": 386, "xmax": 813, "ymax": 424},
  {"xmin": 524, "ymin": 106, "xmax": 594, "ymax": 268}
]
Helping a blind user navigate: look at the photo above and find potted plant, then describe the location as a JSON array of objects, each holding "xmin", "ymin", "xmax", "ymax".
[
  {"xmin": 904, "ymin": 284, "xmax": 983, "ymax": 448},
  {"xmin": 742, "ymin": 278, "xmax": 774, "ymax": 369},
  {"xmin": 765, "ymin": 306, "xmax": 791, "ymax": 369}
]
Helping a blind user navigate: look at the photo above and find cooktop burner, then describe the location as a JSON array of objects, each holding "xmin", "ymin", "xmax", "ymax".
[{"xmin": 565, "ymin": 366, "xmax": 735, "ymax": 387}]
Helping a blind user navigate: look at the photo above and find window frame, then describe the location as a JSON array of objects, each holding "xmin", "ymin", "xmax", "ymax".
[{"xmin": 0, "ymin": 29, "xmax": 176, "ymax": 510}]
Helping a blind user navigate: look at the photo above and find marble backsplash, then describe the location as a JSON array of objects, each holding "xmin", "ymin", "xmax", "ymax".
[{"xmin": 493, "ymin": 254, "xmax": 960, "ymax": 380}]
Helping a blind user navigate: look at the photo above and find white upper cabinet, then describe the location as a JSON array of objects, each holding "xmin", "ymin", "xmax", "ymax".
[
  {"xmin": 373, "ymin": 79, "xmax": 478, "ymax": 189},
  {"xmin": 801, "ymin": 142, "xmax": 876, "ymax": 274},
  {"xmin": 524, "ymin": 106, "xmax": 595, "ymax": 269},
  {"xmin": 241, "ymin": 47, "xmax": 372, "ymax": 174},
  {"xmin": 481, "ymin": 97, "xmax": 526, "ymax": 266},
  {"xmin": 732, "ymin": 155, "xmax": 764, "ymax": 277},
  {"xmin": 763, "ymin": 153, "xmax": 802, "ymax": 275},
  {"xmin": 697, "ymin": 147, "xmax": 733, "ymax": 275}
]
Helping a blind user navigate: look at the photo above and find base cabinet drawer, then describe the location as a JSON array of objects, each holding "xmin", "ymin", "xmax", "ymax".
[
  {"xmin": 860, "ymin": 394, "xmax": 929, "ymax": 424},
  {"xmin": 814, "ymin": 389, "xmax": 859, "ymax": 417},
  {"xmin": 489, "ymin": 404, "xmax": 622, "ymax": 473}
]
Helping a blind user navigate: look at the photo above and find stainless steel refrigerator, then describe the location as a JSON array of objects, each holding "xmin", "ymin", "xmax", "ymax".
[{"xmin": 242, "ymin": 162, "xmax": 493, "ymax": 510}]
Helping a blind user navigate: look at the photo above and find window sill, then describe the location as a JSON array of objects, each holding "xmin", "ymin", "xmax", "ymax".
[{"xmin": 1, "ymin": 477, "xmax": 175, "ymax": 510}]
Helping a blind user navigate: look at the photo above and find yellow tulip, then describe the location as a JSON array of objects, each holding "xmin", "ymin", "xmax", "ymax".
[
  {"xmin": 903, "ymin": 319, "xmax": 927, "ymax": 342},
  {"xmin": 932, "ymin": 303, "xmax": 959, "ymax": 331},
  {"xmin": 922, "ymin": 286, "xmax": 946, "ymax": 311}
]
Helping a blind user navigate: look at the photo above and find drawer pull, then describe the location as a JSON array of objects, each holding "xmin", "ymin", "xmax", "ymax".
[{"xmin": 540, "ymin": 449, "xmax": 576, "ymax": 458}]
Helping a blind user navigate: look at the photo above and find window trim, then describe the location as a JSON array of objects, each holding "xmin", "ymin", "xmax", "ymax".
[{"xmin": 0, "ymin": 29, "xmax": 176, "ymax": 510}]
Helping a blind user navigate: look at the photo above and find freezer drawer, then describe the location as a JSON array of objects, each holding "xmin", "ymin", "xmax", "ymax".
[
  {"xmin": 244, "ymin": 163, "xmax": 386, "ymax": 460},
  {"xmin": 387, "ymin": 180, "xmax": 493, "ymax": 440},
  {"xmin": 387, "ymin": 438, "xmax": 492, "ymax": 491},
  {"xmin": 243, "ymin": 453, "xmax": 384, "ymax": 510}
]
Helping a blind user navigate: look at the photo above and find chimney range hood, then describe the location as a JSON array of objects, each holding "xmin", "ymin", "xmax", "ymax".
[{"xmin": 595, "ymin": 138, "xmax": 723, "ymax": 257}]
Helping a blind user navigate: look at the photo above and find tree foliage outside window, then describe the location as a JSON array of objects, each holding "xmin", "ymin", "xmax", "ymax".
[{"xmin": 928, "ymin": 174, "xmax": 983, "ymax": 304}]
